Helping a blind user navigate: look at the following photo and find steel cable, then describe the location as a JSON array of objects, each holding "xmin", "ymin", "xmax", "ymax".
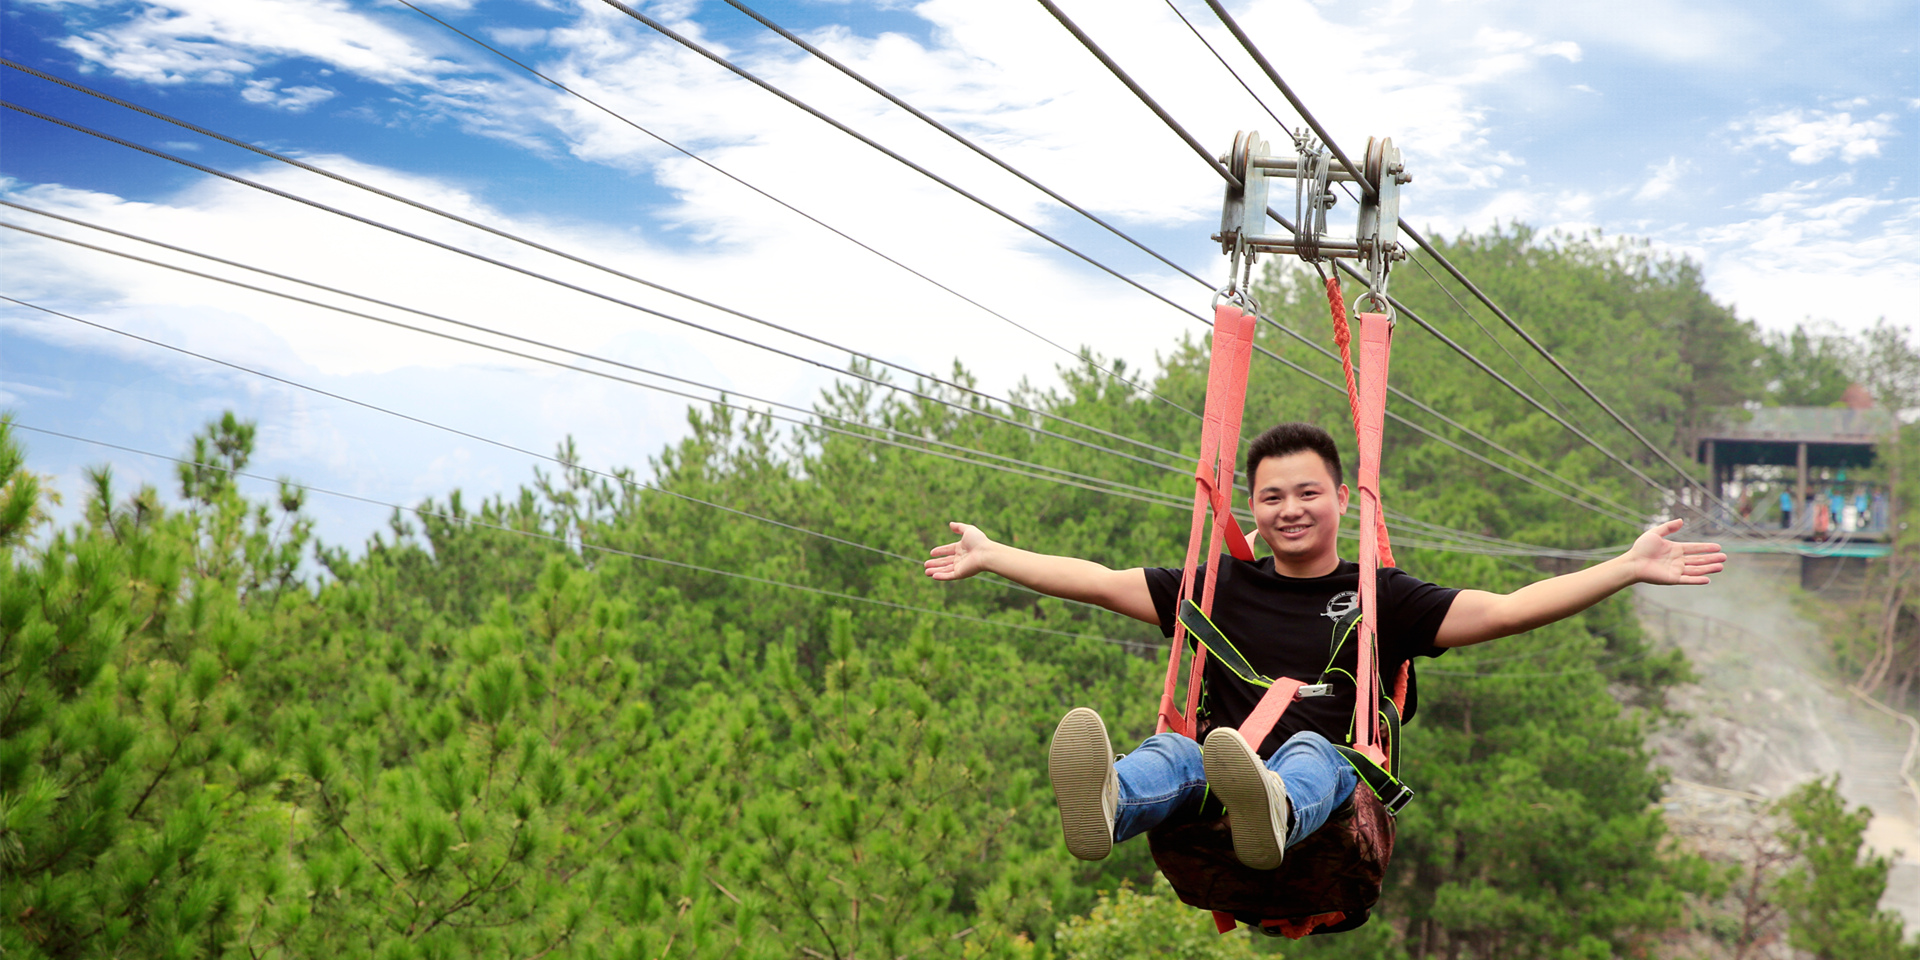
[
  {"xmin": 1, "ymin": 64, "xmax": 1641, "ymax": 550},
  {"xmin": 7, "ymin": 422, "xmax": 1166, "ymax": 652},
  {"xmin": 350, "ymin": 14, "xmax": 1202, "ymax": 426},
  {"xmin": 0, "ymin": 89, "xmax": 1643, "ymax": 530},
  {"xmin": 1195, "ymin": 0, "xmax": 1742, "ymax": 516},
  {"xmin": 0, "ymin": 65, "xmax": 1194, "ymax": 464},
  {"xmin": 1026, "ymin": 1, "xmax": 1681, "ymax": 502},
  {"xmin": 0, "ymin": 219, "xmax": 1199, "ymax": 505},
  {"xmin": 0, "ymin": 292, "xmax": 1107, "ymax": 611},
  {"xmin": 642, "ymin": 6, "xmax": 1645, "ymax": 525},
  {"xmin": 3, "ymin": 220, "xmax": 1620, "ymax": 559},
  {"xmin": 0, "ymin": 102, "xmax": 1198, "ymax": 478}
]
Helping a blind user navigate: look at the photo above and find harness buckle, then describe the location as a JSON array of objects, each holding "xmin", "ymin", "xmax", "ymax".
[
  {"xmin": 1380, "ymin": 782, "xmax": 1415, "ymax": 816},
  {"xmin": 1295, "ymin": 683, "xmax": 1334, "ymax": 698}
]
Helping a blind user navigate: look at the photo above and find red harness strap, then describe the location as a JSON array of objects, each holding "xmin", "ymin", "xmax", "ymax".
[
  {"xmin": 1327, "ymin": 279, "xmax": 1412, "ymax": 728},
  {"xmin": 1325, "ymin": 278, "xmax": 1395, "ymax": 571},
  {"xmin": 1159, "ymin": 304, "xmax": 1259, "ymax": 738},
  {"xmin": 1349, "ymin": 304, "xmax": 1394, "ymax": 759}
]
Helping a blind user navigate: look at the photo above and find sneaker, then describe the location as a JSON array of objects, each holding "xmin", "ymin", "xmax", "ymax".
[
  {"xmin": 1203, "ymin": 727, "xmax": 1290, "ymax": 870},
  {"xmin": 1048, "ymin": 707, "xmax": 1117, "ymax": 861}
]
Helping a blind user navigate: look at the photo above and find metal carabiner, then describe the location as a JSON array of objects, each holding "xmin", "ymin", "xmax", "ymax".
[{"xmin": 1357, "ymin": 284, "xmax": 1394, "ymax": 324}]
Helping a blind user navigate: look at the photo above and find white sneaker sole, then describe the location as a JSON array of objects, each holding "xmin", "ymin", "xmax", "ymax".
[
  {"xmin": 1204, "ymin": 727, "xmax": 1287, "ymax": 871},
  {"xmin": 1048, "ymin": 707, "xmax": 1114, "ymax": 861}
]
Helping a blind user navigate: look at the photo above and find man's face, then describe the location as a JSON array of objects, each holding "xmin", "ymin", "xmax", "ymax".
[{"xmin": 1249, "ymin": 450, "xmax": 1349, "ymax": 569}]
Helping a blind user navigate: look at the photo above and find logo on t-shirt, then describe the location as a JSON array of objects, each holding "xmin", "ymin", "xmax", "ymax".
[{"xmin": 1323, "ymin": 590, "xmax": 1359, "ymax": 620}]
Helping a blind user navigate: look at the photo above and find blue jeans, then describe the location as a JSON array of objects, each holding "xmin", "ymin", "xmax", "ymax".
[{"xmin": 1111, "ymin": 730, "xmax": 1358, "ymax": 846}]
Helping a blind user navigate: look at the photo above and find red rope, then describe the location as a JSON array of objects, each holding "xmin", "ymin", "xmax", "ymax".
[{"xmin": 1323, "ymin": 278, "xmax": 1396, "ymax": 570}]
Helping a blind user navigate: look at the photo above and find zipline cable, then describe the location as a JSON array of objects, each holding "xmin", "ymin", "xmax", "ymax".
[
  {"xmin": 0, "ymin": 82, "xmax": 1639, "ymax": 531},
  {"xmin": 4, "ymin": 200, "xmax": 1640, "ymax": 545},
  {"xmin": 1147, "ymin": 8, "xmax": 1600, "ymax": 427},
  {"xmin": 1026, "ymin": 2, "xmax": 1681, "ymax": 501},
  {"xmin": 600, "ymin": 0, "xmax": 1642, "ymax": 540},
  {"xmin": 0, "ymin": 220, "xmax": 1199, "ymax": 506},
  {"xmin": 7, "ymin": 422, "xmax": 1166, "ymax": 652},
  {"xmin": 0, "ymin": 102, "xmax": 1195, "ymax": 476},
  {"xmin": 587, "ymin": 3, "xmax": 1221, "ymax": 344},
  {"xmin": 0, "ymin": 66, "xmax": 1193, "ymax": 465},
  {"xmin": 382, "ymin": 12, "xmax": 1200, "ymax": 425},
  {"xmin": 1194, "ymin": 0, "xmax": 1738, "ymax": 514},
  {"xmin": 0, "ymin": 292, "xmax": 1099, "ymax": 610},
  {"xmin": 655, "ymin": 10, "xmax": 1644, "ymax": 524},
  {"xmin": 2, "ymin": 223, "xmax": 1618, "ymax": 559},
  {"xmin": 1, "ymin": 73, "xmax": 1642, "ymax": 540}
]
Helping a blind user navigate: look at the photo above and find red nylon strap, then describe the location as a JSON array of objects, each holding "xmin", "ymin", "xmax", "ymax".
[
  {"xmin": 1234, "ymin": 676, "xmax": 1306, "ymax": 759},
  {"xmin": 1391, "ymin": 662, "xmax": 1409, "ymax": 720},
  {"xmin": 1159, "ymin": 304, "xmax": 1259, "ymax": 738},
  {"xmin": 1351, "ymin": 310, "xmax": 1393, "ymax": 760},
  {"xmin": 1324, "ymin": 279, "xmax": 1395, "ymax": 570}
]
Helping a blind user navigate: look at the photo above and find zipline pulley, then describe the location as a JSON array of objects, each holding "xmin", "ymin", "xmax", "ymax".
[{"xmin": 1213, "ymin": 130, "xmax": 1411, "ymax": 309}]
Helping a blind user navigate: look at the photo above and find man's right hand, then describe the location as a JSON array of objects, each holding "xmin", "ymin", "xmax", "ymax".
[
  {"xmin": 924, "ymin": 521, "xmax": 991, "ymax": 581},
  {"xmin": 922, "ymin": 522, "xmax": 1161, "ymax": 625}
]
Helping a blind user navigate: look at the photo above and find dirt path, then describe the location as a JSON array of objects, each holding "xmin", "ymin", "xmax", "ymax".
[{"xmin": 1636, "ymin": 552, "xmax": 1919, "ymax": 930}]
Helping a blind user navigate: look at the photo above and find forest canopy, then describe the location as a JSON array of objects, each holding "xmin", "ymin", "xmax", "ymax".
[{"xmin": 4, "ymin": 227, "xmax": 1914, "ymax": 958}]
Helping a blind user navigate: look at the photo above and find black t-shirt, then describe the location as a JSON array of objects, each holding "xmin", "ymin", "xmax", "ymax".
[{"xmin": 1144, "ymin": 556, "xmax": 1459, "ymax": 757}]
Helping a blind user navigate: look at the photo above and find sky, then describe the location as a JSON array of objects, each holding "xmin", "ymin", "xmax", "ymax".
[{"xmin": 1, "ymin": 0, "xmax": 1916, "ymax": 552}]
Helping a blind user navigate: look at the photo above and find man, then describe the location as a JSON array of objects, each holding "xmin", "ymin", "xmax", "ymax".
[{"xmin": 924, "ymin": 422, "xmax": 1725, "ymax": 870}]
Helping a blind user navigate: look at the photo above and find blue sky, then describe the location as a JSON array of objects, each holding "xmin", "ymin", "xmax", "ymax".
[{"xmin": 2, "ymin": 0, "xmax": 1915, "ymax": 550}]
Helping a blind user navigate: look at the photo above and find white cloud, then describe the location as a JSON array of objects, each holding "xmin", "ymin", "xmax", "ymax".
[
  {"xmin": 239, "ymin": 78, "xmax": 336, "ymax": 112},
  {"xmin": 1737, "ymin": 108, "xmax": 1898, "ymax": 164},
  {"xmin": 486, "ymin": 26, "xmax": 548, "ymax": 48},
  {"xmin": 1696, "ymin": 190, "xmax": 1918, "ymax": 331},
  {"xmin": 1634, "ymin": 157, "xmax": 1687, "ymax": 202},
  {"xmin": 53, "ymin": 0, "xmax": 461, "ymax": 87}
]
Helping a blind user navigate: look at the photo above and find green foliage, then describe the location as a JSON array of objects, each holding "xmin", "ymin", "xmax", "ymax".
[
  {"xmin": 1055, "ymin": 878, "xmax": 1269, "ymax": 959},
  {"xmin": 1765, "ymin": 324, "xmax": 1859, "ymax": 406},
  {"xmin": 1773, "ymin": 777, "xmax": 1920, "ymax": 960},
  {"xmin": 1760, "ymin": 318, "xmax": 1920, "ymax": 409},
  {"xmin": 4, "ymin": 227, "xmax": 1851, "ymax": 957},
  {"xmin": 0, "ymin": 419, "xmax": 42, "ymax": 549}
]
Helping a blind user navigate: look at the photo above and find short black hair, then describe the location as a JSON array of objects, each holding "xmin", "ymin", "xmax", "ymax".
[{"xmin": 1245, "ymin": 422, "xmax": 1343, "ymax": 490}]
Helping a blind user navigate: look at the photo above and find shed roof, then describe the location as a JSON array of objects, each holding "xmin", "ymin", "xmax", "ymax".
[{"xmin": 1701, "ymin": 406, "xmax": 1895, "ymax": 445}]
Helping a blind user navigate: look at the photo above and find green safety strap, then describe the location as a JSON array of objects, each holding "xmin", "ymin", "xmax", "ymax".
[
  {"xmin": 1179, "ymin": 600, "xmax": 1417, "ymax": 816},
  {"xmin": 1335, "ymin": 697, "xmax": 1413, "ymax": 816},
  {"xmin": 1319, "ymin": 607, "xmax": 1362, "ymax": 684},
  {"xmin": 1177, "ymin": 599, "xmax": 1273, "ymax": 689}
]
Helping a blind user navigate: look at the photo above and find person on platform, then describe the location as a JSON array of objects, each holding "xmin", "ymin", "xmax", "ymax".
[{"xmin": 1780, "ymin": 489, "xmax": 1795, "ymax": 530}]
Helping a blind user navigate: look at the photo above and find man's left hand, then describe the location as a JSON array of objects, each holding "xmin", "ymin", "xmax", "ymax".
[{"xmin": 1627, "ymin": 519, "xmax": 1727, "ymax": 586}]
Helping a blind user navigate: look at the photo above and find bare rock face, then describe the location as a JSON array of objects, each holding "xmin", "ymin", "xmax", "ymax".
[{"xmin": 1637, "ymin": 553, "xmax": 1919, "ymax": 954}]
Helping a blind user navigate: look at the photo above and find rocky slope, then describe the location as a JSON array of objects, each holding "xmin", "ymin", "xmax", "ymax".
[{"xmin": 1637, "ymin": 552, "xmax": 1919, "ymax": 946}]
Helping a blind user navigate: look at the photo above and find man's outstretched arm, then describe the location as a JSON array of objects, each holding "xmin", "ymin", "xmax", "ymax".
[
  {"xmin": 924, "ymin": 522, "xmax": 1161, "ymax": 626},
  {"xmin": 1435, "ymin": 518, "xmax": 1727, "ymax": 648}
]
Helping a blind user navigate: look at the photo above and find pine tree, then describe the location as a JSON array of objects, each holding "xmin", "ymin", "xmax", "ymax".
[{"xmin": 1774, "ymin": 777, "xmax": 1920, "ymax": 960}]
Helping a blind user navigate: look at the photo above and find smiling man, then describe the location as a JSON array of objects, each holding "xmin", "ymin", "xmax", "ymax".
[{"xmin": 924, "ymin": 421, "xmax": 1725, "ymax": 870}]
